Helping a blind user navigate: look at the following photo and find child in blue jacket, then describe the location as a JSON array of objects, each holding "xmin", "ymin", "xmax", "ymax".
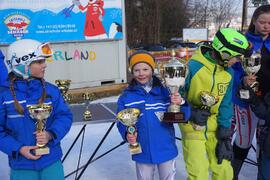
[
  {"xmin": 0, "ymin": 39, "xmax": 72, "ymax": 180},
  {"xmin": 0, "ymin": 50, "xmax": 8, "ymax": 87},
  {"xmin": 117, "ymin": 51, "xmax": 191, "ymax": 180}
]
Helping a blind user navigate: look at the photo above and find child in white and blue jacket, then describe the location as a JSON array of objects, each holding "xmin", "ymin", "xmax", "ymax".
[{"xmin": 117, "ymin": 51, "xmax": 191, "ymax": 180}]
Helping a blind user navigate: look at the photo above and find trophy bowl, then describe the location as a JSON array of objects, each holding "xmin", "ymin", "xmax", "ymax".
[
  {"xmin": 55, "ymin": 79, "xmax": 72, "ymax": 102},
  {"xmin": 116, "ymin": 108, "xmax": 142, "ymax": 154},
  {"xmin": 240, "ymin": 52, "xmax": 261, "ymax": 99},
  {"xmin": 159, "ymin": 50, "xmax": 188, "ymax": 123},
  {"xmin": 192, "ymin": 91, "xmax": 219, "ymax": 131},
  {"xmin": 27, "ymin": 104, "xmax": 52, "ymax": 155},
  {"xmin": 200, "ymin": 91, "xmax": 219, "ymax": 108}
]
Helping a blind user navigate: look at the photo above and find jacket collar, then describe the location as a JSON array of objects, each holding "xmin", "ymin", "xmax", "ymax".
[{"xmin": 246, "ymin": 32, "xmax": 270, "ymax": 52}]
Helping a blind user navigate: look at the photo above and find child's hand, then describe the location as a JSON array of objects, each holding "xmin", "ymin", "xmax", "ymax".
[
  {"xmin": 19, "ymin": 146, "xmax": 41, "ymax": 160},
  {"xmin": 126, "ymin": 132, "xmax": 137, "ymax": 145},
  {"xmin": 243, "ymin": 74, "xmax": 257, "ymax": 87},
  {"xmin": 34, "ymin": 131, "xmax": 52, "ymax": 146},
  {"xmin": 170, "ymin": 92, "xmax": 183, "ymax": 105}
]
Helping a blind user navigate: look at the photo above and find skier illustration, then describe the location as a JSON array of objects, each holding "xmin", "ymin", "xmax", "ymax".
[{"xmin": 72, "ymin": 0, "xmax": 120, "ymax": 40}]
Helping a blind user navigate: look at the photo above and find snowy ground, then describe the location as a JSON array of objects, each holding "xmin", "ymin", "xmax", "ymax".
[{"xmin": 0, "ymin": 96, "xmax": 257, "ymax": 180}]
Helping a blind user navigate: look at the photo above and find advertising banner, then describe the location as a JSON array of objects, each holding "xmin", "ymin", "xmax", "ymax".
[{"xmin": 0, "ymin": 0, "xmax": 123, "ymax": 44}]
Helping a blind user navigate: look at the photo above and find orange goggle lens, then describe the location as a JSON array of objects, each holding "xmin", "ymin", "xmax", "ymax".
[{"xmin": 40, "ymin": 43, "xmax": 52, "ymax": 56}]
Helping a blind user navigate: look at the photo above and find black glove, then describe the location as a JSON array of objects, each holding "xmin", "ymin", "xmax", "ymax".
[
  {"xmin": 238, "ymin": 85, "xmax": 259, "ymax": 104},
  {"xmin": 216, "ymin": 127, "xmax": 233, "ymax": 164},
  {"xmin": 190, "ymin": 107, "xmax": 211, "ymax": 126}
]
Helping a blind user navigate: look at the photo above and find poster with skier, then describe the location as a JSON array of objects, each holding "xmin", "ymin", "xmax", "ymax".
[{"xmin": 0, "ymin": 0, "xmax": 123, "ymax": 44}]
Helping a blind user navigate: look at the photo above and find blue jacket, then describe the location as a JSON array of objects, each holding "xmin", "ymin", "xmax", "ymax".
[
  {"xmin": 231, "ymin": 62, "xmax": 248, "ymax": 108},
  {"xmin": 117, "ymin": 76, "xmax": 190, "ymax": 164},
  {"xmin": 246, "ymin": 32, "xmax": 270, "ymax": 97},
  {"xmin": 0, "ymin": 76, "xmax": 73, "ymax": 170},
  {"xmin": 231, "ymin": 32, "xmax": 270, "ymax": 108},
  {"xmin": 246, "ymin": 32, "xmax": 270, "ymax": 52},
  {"xmin": 0, "ymin": 50, "xmax": 8, "ymax": 87}
]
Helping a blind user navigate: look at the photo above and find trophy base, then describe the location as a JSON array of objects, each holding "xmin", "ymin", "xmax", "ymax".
[
  {"xmin": 163, "ymin": 112, "xmax": 186, "ymax": 123},
  {"xmin": 34, "ymin": 147, "xmax": 50, "ymax": 156},
  {"xmin": 129, "ymin": 144, "xmax": 142, "ymax": 155}
]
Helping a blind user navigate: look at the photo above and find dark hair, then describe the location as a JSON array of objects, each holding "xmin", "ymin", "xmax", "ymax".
[{"xmin": 248, "ymin": 5, "xmax": 270, "ymax": 33}]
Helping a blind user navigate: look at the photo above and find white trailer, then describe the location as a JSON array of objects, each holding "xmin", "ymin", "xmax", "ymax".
[{"xmin": 0, "ymin": 0, "xmax": 127, "ymax": 89}]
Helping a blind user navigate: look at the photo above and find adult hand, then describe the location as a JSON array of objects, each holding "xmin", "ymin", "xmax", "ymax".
[
  {"xmin": 34, "ymin": 131, "xmax": 52, "ymax": 146},
  {"xmin": 19, "ymin": 146, "xmax": 41, "ymax": 160},
  {"xmin": 126, "ymin": 132, "xmax": 137, "ymax": 145}
]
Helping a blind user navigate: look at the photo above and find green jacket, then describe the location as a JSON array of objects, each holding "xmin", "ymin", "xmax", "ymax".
[{"xmin": 179, "ymin": 46, "xmax": 233, "ymax": 140}]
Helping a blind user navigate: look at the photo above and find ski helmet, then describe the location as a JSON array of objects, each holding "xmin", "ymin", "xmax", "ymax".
[
  {"xmin": 212, "ymin": 28, "xmax": 251, "ymax": 67},
  {"xmin": 6, "ymin": 39, "xmax": 52, "ymax": 79}
]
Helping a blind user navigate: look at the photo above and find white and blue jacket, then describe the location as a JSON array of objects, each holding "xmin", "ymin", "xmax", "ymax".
[
  {"xmin": 0, "ymin": 76, "xmax": 73, "ymax": 170},
  {"xmin": 117, "ymin": 76, "xmax": 191, "ymax": 164}
]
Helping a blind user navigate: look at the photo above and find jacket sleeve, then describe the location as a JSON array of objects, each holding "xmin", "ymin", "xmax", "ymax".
[
  {"xmin": 47, "ymin": 87, "xmax": 73, "ymax": 146},
  {"xmin": 0, "ymin": 51, "xmax": 8, "ymax": 86},
  {"xmin": 217, "ymin": 77, "xmax": 233, "ymax": 128},
  {"xmin": 116, "ymin": 94, "xmax": 127, "ymax": 141},
  {"xmin": 180, "ymin": 100, "xmax": 191, "ymax": 121},
  {"xmin": 0, "ymin": 94, "xmax": 24, "ymax": 157}
]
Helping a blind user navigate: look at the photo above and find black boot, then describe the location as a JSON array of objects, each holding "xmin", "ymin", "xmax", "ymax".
[{"xmin": 231, "ymin": 143, "xmax": 251, "ymax": 180}]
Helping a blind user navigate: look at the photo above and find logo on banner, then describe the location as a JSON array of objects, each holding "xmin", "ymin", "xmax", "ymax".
[{"xmin": 4, "ymin": 13, "xmax": 30, "ymax": 40}]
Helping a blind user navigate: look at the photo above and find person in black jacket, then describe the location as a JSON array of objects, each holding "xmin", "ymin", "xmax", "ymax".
[{"xmin": 240, "ymin": 86, "xmax": 270, "ymax": 180}]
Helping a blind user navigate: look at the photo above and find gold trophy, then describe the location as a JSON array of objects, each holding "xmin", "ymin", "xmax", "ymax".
[
  {"xmin": 82, "ymin": 92, "xmax": 93, "ymax": 121},
  {"xmin": 240, "ymin": 51, "xmax": 261, "ymax": 99},
  {"xmin": 27, "ymin": 104, "xmax": 52, "ymax": 155},
  {"xmin": 55, "ymin": 79, "xmax": 72, "ymax": 102},
  {"xmin": 116, "ymin": 108, "xmax": 142, "ymax": 155},
  {"xmin": 158, "ymin": 50, "xmax": 188, "ymax": 123},
  {"xmin": 192, "ymin": 91, "xmax": 219, "ymax": 131}
]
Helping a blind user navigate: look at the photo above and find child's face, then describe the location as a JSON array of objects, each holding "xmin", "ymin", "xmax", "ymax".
[
  {"xmin": 30, "ymin": 59, "xmax": 47, "ymax": 78},
  {"xmin": 253, "ymin": 12, "xmax": 270, "ymax": 37},
  {"xmin": 132, "ymin": 62, "xmax": 153, "ymax": 85}
]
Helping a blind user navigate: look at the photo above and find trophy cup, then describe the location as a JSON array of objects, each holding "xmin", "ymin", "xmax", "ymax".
[
  {"xmin": 159, "ymin": 50, "xmax": 188, "ymax": 123},
  {"xmin": 82, "ymin": 92, "xmax": 94, "ymax": 121},
  {"xmin": 116, "ymin": 108, "xmax": 142, "ymax": 155},
  {"xmin": 240, "ymin": 51, "xmax": 261, "ymax": 99},
  {"xmin": 27, "ymin": 104, "xmax": 52, "ymax": 155},
  {"xmin": 192, "ymin": 91, "xmax": 219, "ymax": 131},
  {"xmin": 55, "ymin": 80, "xmax": 72, "ymax": 102}
]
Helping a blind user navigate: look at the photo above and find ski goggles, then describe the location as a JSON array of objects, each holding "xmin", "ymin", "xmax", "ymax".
[{"xmin": 35, "ymin": 42, "xmax": 53, "ymax": 58}]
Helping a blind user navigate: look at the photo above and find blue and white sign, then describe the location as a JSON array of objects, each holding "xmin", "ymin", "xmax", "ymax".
[{"xmin": 0, "ymin": 0, "xmax": 123, "ymax": 44}]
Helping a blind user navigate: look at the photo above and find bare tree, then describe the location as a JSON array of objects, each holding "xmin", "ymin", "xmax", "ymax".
[
  {"xmin": 186, "ymin": 0, "xmax": 238, "ymax": 29},
  {"xmin": 125, "ymin": 0, "xmax": 189, "ymax": 47}
]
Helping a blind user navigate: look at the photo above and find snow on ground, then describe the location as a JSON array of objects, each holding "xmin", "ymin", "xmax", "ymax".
[{"xmin": 0, "ymin": 96, "xmax": 257, "ymax": 180}]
